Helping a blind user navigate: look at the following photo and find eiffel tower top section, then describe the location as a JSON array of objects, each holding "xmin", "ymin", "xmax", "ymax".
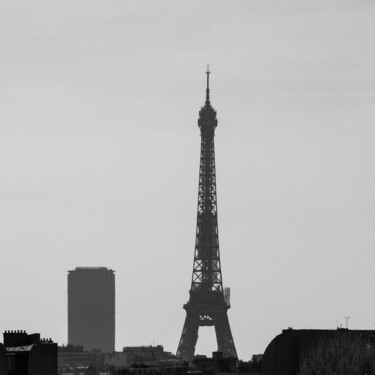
[
  {"xmin": 190, "ymin": 67, "xmax": 223, "ymax": 295},
  {"xmin": 198, "ymin": 65, "xmax": 218, "ymax": 136}
]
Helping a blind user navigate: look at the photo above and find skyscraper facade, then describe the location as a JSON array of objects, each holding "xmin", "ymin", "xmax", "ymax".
[{"xmin": 68, "ymin": 267, "xmax": 115, "ymax": 353}]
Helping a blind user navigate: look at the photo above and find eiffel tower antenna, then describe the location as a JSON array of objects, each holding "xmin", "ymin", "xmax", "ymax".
[
  {"xmin": 176, "ymin": 68, "xmax": 237, "ymax": 361},
  {"xmin": 206, "ymin": 64, "xmax": 210, "ymax": 103}
]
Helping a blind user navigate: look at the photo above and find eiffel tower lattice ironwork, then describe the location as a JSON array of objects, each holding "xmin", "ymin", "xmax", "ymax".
[{"xmin": 176, "ymin": 68, "xmax": 237, "ymax": 361}]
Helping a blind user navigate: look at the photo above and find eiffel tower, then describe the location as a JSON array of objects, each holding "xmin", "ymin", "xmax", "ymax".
[{"xmin": 176, "ymin": 68, "xmax": 237, "ymax": 361}]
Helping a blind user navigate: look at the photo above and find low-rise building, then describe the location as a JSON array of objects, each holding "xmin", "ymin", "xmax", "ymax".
[
  {"xmin": 105, "ymin": 345, "xmax": 185, "ymax": 373},
  {"xmin": 192, "ymin": 351, "xmax": 238, "ymax": 373},
  {"xmin": 58, "ymin": 345, "xmax": 107, "ymax": 373}
]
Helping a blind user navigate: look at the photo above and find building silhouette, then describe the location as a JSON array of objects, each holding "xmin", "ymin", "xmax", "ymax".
[
  {"xmin": 1, "ymin": 330, "xmax": 57, "ymax": 375},
  {"xmin": 68, "ymin": 267, "xmax": 115, "ymax": 353},
  {"xmin": 261, "ymin": 328, "xmax": 375, "ymax": 375},
  {"xmin": 176, "ymin": 68, "xmax": 237, "ymax": 361}
]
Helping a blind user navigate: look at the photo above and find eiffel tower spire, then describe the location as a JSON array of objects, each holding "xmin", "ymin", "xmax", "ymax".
[
  {"xmin": 206, "ymin": 64, "xmax": 210, "ymax": 104},
  {"xmin": 176, "ymin": 69, "xmax": 237, "ymax": 361}
]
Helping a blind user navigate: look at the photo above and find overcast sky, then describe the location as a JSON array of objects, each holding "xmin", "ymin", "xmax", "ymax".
[{"xmin": 1, "ymin": 0, "xmax": 375, "ymax": 359}]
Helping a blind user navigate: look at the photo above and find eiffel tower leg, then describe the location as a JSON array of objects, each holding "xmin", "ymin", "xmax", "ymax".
[
  {"xmin": 177, "ymin": 313, "xmax": 199, "ymax": 361},
  {"xmin": 214, "ymin": 312, "xmax": 238, "ymax": 358}
]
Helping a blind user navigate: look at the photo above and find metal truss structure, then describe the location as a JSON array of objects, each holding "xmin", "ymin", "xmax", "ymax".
[{"xmin": 176, "ymin": 69, "xmax": 237, "ymax": 361}]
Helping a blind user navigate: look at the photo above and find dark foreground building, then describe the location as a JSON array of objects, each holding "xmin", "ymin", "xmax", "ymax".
[
  {"xmin": 68, "ymin": 267, "xmax": 115, "ymax": 352},
  {"xmin": 0, "ymin": 345, "xmax": 6, "ymax": 375},
  {"xmin": 262, "ymin": 328, "xmax": 375, "ymax": 375},
  {"xmin": 1, "ymin": 330, "xmax": 57, "ymax": 375}
]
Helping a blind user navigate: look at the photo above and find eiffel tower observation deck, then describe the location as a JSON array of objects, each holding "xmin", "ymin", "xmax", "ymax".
[{"xmin": 176, "ymin": 68, "xmax": 237, "ymax": 361}]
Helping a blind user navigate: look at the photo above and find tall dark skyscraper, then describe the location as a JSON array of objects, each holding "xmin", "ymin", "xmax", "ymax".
[
  {"xmin": 176, "ymin": 69, "xmax": 237, "ymax": 361},
  {"xmin": 68, "ymin": 267, "xmax": 115, "ymax": 353}
]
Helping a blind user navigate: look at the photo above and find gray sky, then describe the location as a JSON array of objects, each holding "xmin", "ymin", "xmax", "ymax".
[{"xmin": 1, "ymin": 0, "xmax": 375, "ymax": 359}]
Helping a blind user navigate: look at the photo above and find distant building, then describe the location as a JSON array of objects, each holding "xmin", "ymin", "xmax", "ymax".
[
  {"xmin": 238, "ymin": 355, "xmax": 262, "ymax": 375},
  {"xmin": 68, "ymin": 267, "xmax": 115, "ymax": 353},
  {"xmin": 1, "ymin": 330, "xmax": 57, "ymax": 375},
  {"xmin": 261, "ymin": 328, "xmax": 375, "ymax": 375},
  {"xmin": 192, "ymin": 351, "xmax": 238, "ymax": 373},
  {"xmin": 122, "ymin": 345, "xmax": 166, "ymax": 365},
  {"xmin": 105, "ymin": 345, "xmax": 181, "ymax": 369},
  {"xmin": 58, "ymin": 345, "xmax": 106, "ymax": 373}
]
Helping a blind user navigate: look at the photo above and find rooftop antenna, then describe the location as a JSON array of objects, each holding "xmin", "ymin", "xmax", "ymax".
[
  {"xmin": 344, "ymin": 316, "xmax": 350, "ymax": 329},
  {"xmin": 205, "ymin": 64, "xmax": 210, "ymax": 104}
]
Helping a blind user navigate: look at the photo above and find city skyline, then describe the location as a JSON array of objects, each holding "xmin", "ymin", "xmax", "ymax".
[{"xmin": 1, "ymin": 1, "xmax": 375, "ymax": 360}]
